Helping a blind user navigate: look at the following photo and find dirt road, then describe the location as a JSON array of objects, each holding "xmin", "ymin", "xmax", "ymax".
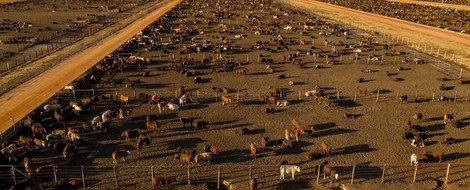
[
  {"xmin": 387, "ymin": 0, "xmax": 470, "ymax": 11},
  {"xmin": 0, "ymin": 0, "xmax": 182, "ymax": 135},
  {"xmin": 283, "ymin": 0, "xmax": 470, "ymax": 67}
]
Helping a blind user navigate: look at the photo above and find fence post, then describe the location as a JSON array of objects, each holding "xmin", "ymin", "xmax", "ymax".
[
  {"xmin": 381, "ymin": 164, "xmax": 386, "ymax": 183},
  {"xmin": 337, "ymin": 91, "xmax": 340, "ymax": 100},
  {"xmin": 81, "ymin": 166, "xmax": 86, "ymax": 188},
  {"xmin": 459, "ymin": 68, "xmax": 463, "ymax": 79},
  {"xmin": 175, "ymin": 90, "xmax": 178, "ymax": 99},
  {"xmin": 412, "ymin": 165, "xmax": 418, "ymax": 182},
  {"xmin": 237, "ymin": 90, "xmax": 240, "ymax": 102},
  {"xmin": 6, "ymin": 62, "xmax": 10, "ymax": 71},
  {"xmin": 395, "ymin": 90, "xmax": 400, "ymax": 102},
  {"xmin": 187, "ymin": 165, "xmax": 191, "ymax": 186},
  {"xmin": 444, "ymin": 163, "xmax": 451, "ymax": 184},
  {"xmin": 133, "ymin": 90, "xmax": 136, "ymax": 100},
  {"xmin": 113, "ymin": 166, "xmax": 119, "ymax": 187},
  {"xmin": 454, "ymin": 91, "xmax": 457, "ymax": 102},
  {"xmin": 376, "ymin": 90, "xmax": 380, "ymax": 102},
  {"xmin": 11, "ymin": 166, "xmax": 17, "ymax": 184},
  {"xmin": 316, "ymin": 165, "xmax": 321, "ymax": 185},
  {"xmin": 54, "ymin": 166, "xmax": 58, "ymax": 185},
  {"xmin": 115, "ymin": 90, "xmax": 118, "ymax": 101},
  {"xmin": 249, "ymin": 165, "xmax": 253, "ymax": 180},
  {"xmin": 340, "ymin": 55, "xmax": 342, "ymax": 63},
  {"xmin": 217, "ymin": 166, "xmax": 221, "ymax": 189},
  {"xmin": 350, "ymin": 165, "xmax": 355, "ymax": 184},
  {"xmin": 432, "ymin": 92, "xmax": 435, "ymax": 102},
  {"xmin": 354, "ymin": 91, "xmax": 357, "ymax": 101},
  {"xmin": 298, "ymin": 90, "xmax": 301, "ymax": 101}
]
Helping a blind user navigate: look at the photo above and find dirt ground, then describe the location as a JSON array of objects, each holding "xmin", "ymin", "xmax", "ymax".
[
  {"xmin": 1, "ymin": 0, "xmax": 470, "ymax": 189},
  {"xmin": 387, "ymin": 0, "xmax": 470, "ymax": 11}
]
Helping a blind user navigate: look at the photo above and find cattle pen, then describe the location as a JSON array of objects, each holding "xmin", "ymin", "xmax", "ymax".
[{"xmin": 1, "ymin": 163, "xmax": 469, "ymax": 189}]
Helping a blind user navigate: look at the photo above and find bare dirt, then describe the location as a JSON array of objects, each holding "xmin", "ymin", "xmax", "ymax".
[
  {"xmin": 387, "ymin": 0, "xmax": 470, "ymax": 10},
  {"xmin": 1, "ymin": 0, "xmax": 470, "ymax": 189}
]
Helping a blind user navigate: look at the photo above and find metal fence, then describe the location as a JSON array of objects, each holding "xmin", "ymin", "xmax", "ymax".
[{"xmin": 1, "ymin": 163, "xmax": 469, "ymax": 189}]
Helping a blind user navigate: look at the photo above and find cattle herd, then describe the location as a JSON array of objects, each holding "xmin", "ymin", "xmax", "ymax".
[
  {"xmin": 318, "ymin": 0, "xmax": 470, "ymax": 33},
  {"xmin": 1, "ymin": 0, "xmax": 470, "ymax": 189}
]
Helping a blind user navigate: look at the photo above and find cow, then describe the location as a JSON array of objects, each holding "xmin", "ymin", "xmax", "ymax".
[
  {"xmin": 180, "ymin": 117, "xmax": 194, "ymax": 127},
  {"xmin": 167, "ymin": 102, "xmax": 180, "ymax": 110},
  {"xmin": 222, "ymin": 96, "xmax": 232, "ymax": 105},
  {"xmin": 146, "ymin": 121, "xmax": 158, "ymax": 131},
  {"xmin": 192, "ymin": 120, "xmax": 209, "ymax": 131},
  {"xmin": 235, "ymin": 68, "xmax": 247, "ymax": 76},
  {"xmin": 261, "ymin": 137, "xmax": 270, "ymax": 148},
  {"xmin": 410, "ymin": 153, "xmax": 419, "ymax": 166},
  {"xmin": 179, "ymin": 94, "xmax": 188, "ymax": 106},
  {"xmin": 279, "ymin": 165, "xmax": 301, "ymax": 180},
  {"xmin": 195, "ymin": 152, "xmax": 212, "ymax": 165},
  {"xmin": 151, "ymin": 176, "xmax": 176, "ymax": 190},
  {"xmin": 121, "ymin": 129, "xmax": 141, "ymax": 141},
  {"xmin": 357, "ymin": 85, "xmax": 367, "ymax": 95},
  {"xmin": 112, "ymin": 150, "xmax": 131, "ymax": 165},
  {"xmin": 413, "ymin": 113, "xmax": 423, "ymax": 123},
  {"xmin": 285, "ymin": 128, "xmax": 301, "ymax": 141},
  {"xmin": 120, "ymin": 95, "xmax": 129, "ymax": 105},
  {"xmin": 441, "ymin": 137, "xmax": 456, "ymax": 145},
  {"xmin": 397, "ymin": 95, "xmax": 408, "ymax": 104},
  {"xmin": 323, "ymin": 165, "xmax": 338, "ymax": 183},
  {"xmin": 424, "ymin": 151, "xmax": 444, "ymax": 163},
  {"xmin": 321, "ymin": 142, "xmax": 331, "ymax": 157},
  {"xmin": 203, "ymin": 145, "xmax": 219, "ymax": 156},
  {"xmin": 443, "ymin": 113, "xmax": 457, "ymax": 124},
  {"xmin": 174, "ymin": 153, "xmax": 193, "ymax": 166},
  {"xmin": 250, "ymin": 143, "xmax": 257, "ymax": 160}
]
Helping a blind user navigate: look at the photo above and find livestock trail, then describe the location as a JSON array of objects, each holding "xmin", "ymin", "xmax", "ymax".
[
  {"xmin": 0, "ymin": 0, "xmax": 183, "ymax": 134},
  {"xmin": 282, "ymin": 0, "xmax": 470, "ymax": 68}
]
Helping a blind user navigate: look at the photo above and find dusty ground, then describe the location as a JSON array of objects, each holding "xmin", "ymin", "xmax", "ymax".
[
  {"xmin": 1, "ymin": 0, "xmax": 470, "ymax": 189},
  {"xmin": 387, "ymin": 0, "xmax": 470, "ymax": 11},
  {"xmin": 284, "ymin": 0, "xmax": 470, "ymax": 68}
]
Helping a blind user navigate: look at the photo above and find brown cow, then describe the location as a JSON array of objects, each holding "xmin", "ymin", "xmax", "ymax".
[
  {"xmin": 235, "ymin": 68, "xmax": 247, "ymax": 76},
  {"xmin": 321, "ymin": 142, "xmax": 331, "ymax": 157},
  {"xmin": 222, "ymin": 96, "xmax": 232, "ymax": 105},
  {"xmin": 413, "ymin": 113, "xmax": 423, "ymax": 123},
  {"xmin": 151, "ymin": 176, "xmax": 176, "ymax": 190},
  {"xmin": 424, "ymin": 151, "xmax": 444, "ymax": 163},
  {"xmin": 250, "ymin": 143, "xmax": 257, "ymax": 160},
  {"xmin": 120, "ymin": 95, "xmax": 129, "ymax": 105},
  {"xmin": 146, "ymin": 121, "xmax": 158, "ymax": 131},
  {"xmin": 357, "ymin": 85, "xmax": 367, "ymax": 95}
]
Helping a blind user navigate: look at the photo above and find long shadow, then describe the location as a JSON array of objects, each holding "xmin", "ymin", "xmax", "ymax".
[
  {"xmin": 336, "ymin": 99, "xmax": 362, "ymax": 108},
  {"xmin": 424, "ymin": 116, "xmax": 442, "ymax": 122},
  {"xmin": 427, "ymin": 132, "xmax": 448, "ymax": 139},
  {"xmin": 445, "ymin": 152, "xmax": 470, "ymax": 161},
  {"xmin": 250, "ymin": 72, "xmax": 271, "ymax": 76},
  {"xmin": 250, "ymin": 128, "xmax": 266, "ymax": 135},
  {"xmin": 455, "ymin": 138, "xmax": 470, "ymax": 144},
  {"xmin": 314, "ymin": 128, "xmax": 357, "ymax": 138},
  {"xmin": 288, "ymin": 99, "xmax": 308, "ymax": 105},
  {"xmin": 207, "ymin": 123, "xmax": 254, "ymax": 132},
  {"xmin": 139, "ymin": 83, "xmax": 173, "ymax": 89},
  {"xmin": 274, "ymin": 141, "xmax": 311, "ymax": 155},
  {"xmin": 166, "ymin": 137, "xmax": 206, "ymax": 150},
  {"xmin": 425, "ymin": 124, "xmax": 445, "ymax": 132},
  {"xmin": 314, "ymin": 122, "xmax": 337, "ymax": 130},
  {"xmin": 181, "ymin": 103, "xmax": 209, "ymax": 110},
  {"xmin": 274, "ymin": 180, "xmax": 310, "ymax": 190},
  {"xmin": 370, "ymin": 89, "xmax": 393, "ymax": 94},
  {"xmin": 210, "ymin": 120, "xmax": 238, "ymax": 126},
  {"xmin": 334, "ymin": 144, "xmax": 378, "ymax": 155}
]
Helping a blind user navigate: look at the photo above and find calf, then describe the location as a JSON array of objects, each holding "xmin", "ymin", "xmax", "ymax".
[
  {"xmin": 411, "ymin": 139, "xmax": 425, "ymax": 147},
  {"xmin": 250, "ymin": 143, "xmax": 257, "ymax": 160},
  {"xmin": 136, "ymin": 135, "xmax": 151, "ymax": 150},
  {"xmin": 323, "ymin": 165, "xmax": 338, "ymax": 182},
  {"xmin": 112, "ymin": 150, "xmax": 131, "ymax": 164},
  {"xmin": 180, "ymin": 117, "xmax": 194, "ymax": 127},
  {"xmin": 276, "ymin": 100, "xmax": 289, "ymax": 106},
  {"xmin": 279, "ymin": 165, "xmax": 301, "ymax": 180},
  {"xmin": 203, "ymin": 145, "xmax": 219, "ymax": 156},
  {"xmin": 235, "ymin": 68, "xmax": 247, "ymax": 76},
  {"xmin": 424, "ymin": 151, "xmax": 444, "ymax": 163}
]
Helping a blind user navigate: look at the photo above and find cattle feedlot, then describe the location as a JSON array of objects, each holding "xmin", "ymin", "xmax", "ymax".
[{"xmin": 1, "ymin": 0, "xmax": 470, "ymax": 189}]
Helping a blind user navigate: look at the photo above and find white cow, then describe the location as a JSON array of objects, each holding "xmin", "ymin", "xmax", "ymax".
[
  {"xmin": 102, "ymin": 110, "xmax": 112, "ymax": 122},
  {"xmin": 179, "ymin": 94, "xmax": 188, "ymax": 106},
  {"xmin": 72, "ymin": 104, "xmax": 82, "ymax": 116},
  {"xmin": 410, "ymin": 153, "xmax": 419, "ymax": 166},
  {"xmin": 44, "ymin": 104, "xmax": 61, "ymax": 111},
  {"xmin": 91, "ymin": 116, "xmax": 102, "ymax": 130},
  {"xmin": 167, "ymin": 102, "xmax": 180, "ymax": 110},
  {"xmin": 276, "ymin": 100, "xmax": 289, "ymax": 106},
  {"xmin": 280, "ymin": 165, "xmax": 301, "ymax": 180}
]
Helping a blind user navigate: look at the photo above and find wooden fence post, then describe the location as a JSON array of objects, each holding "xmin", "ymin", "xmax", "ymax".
[
  {"xmin": 249, "ymin": 165, "xmax": 253, "ymax": 180},
  {"xmin": 175, "ymin": 90, "xmax": 178, "ymax": 99},
  {"xmin": 466, "ymin": 90, "xmax": 469, "ymax": 102},
  {"xmin": 187, "ymin": 165, "xmax": 191, "ymax": 186},
  {"xmin": 444, "ymin": 164, "xmax": 451, "ymax": 184},
  {"xmin": 432, "ymin": 92, "xmax": 435, "ymax": 102},
  {"xmin": 133, "ymin": 90, "xmax": 136, "ymax": 100},
  {"xmin": 237, "ymin": 90, "xmax": 240, "ymax": 102},
  {"xmin": 380, "ymin": 55, "xmax": 384, "ymax": 64},
  {"xmin": 316, "ymin": 165, "xmax": 321, "ymax": 185},
  {"xmin": 350, "ymin": 165, "xmax": 356, "ymax": 184},
  {"xmin": 395, "ymin": 90, "xmax": 400, "ymax": 102},
  {"xmin": 53, "ymin": 166, "xmax": 58, "ymax": 185},
  {"xmin": 412, "ymin": 165, "xmax": 418, "ymax": 182},
  {"xmin": 298, "ymin": 91, "xmax": 301, "ymax": 101},
  {"xmin": 81, "ymin": 166, "xmax": 86, "ymax": 188},
  {"xmin": 11, "ymin": 166, "xmax": 17, "ymax": 185},
  {"xmin": 113, "ymin": 166, "xmax": 119, "ymax": 187},
  {"xmin": 376, "ymin": 90, "xmax": 380, "ymax": 102},
  {"xmin": 340, "ymin": 55, "xmax": 342, "ymax": 63},
  {"xmin": 217, "ymin": 166, "xmax": 221, "ymax": 189},
  {"xmin": 354, "ymin": 91, "xmax": 357, "ymax": 101},
  {"xmin": 415, "ymin": 90, "xmax": 418, "ymax": 102},
  {"xmin": 381, "ymin": 164, "xmax": 386, "ymax": 183},
  {"xmin": 459, "ymin": 68, "xmax": 463, "ymax": 79}
]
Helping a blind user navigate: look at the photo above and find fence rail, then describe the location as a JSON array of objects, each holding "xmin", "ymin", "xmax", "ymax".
[{"xmin": 1, "ymin": 163, "xmax": 469, "ymax": 189}]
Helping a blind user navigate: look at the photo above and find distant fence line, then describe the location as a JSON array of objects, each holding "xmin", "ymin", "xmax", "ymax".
[{"xmin": 1, "ymin": 163, "xmax": 469, "ymax": 189}]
